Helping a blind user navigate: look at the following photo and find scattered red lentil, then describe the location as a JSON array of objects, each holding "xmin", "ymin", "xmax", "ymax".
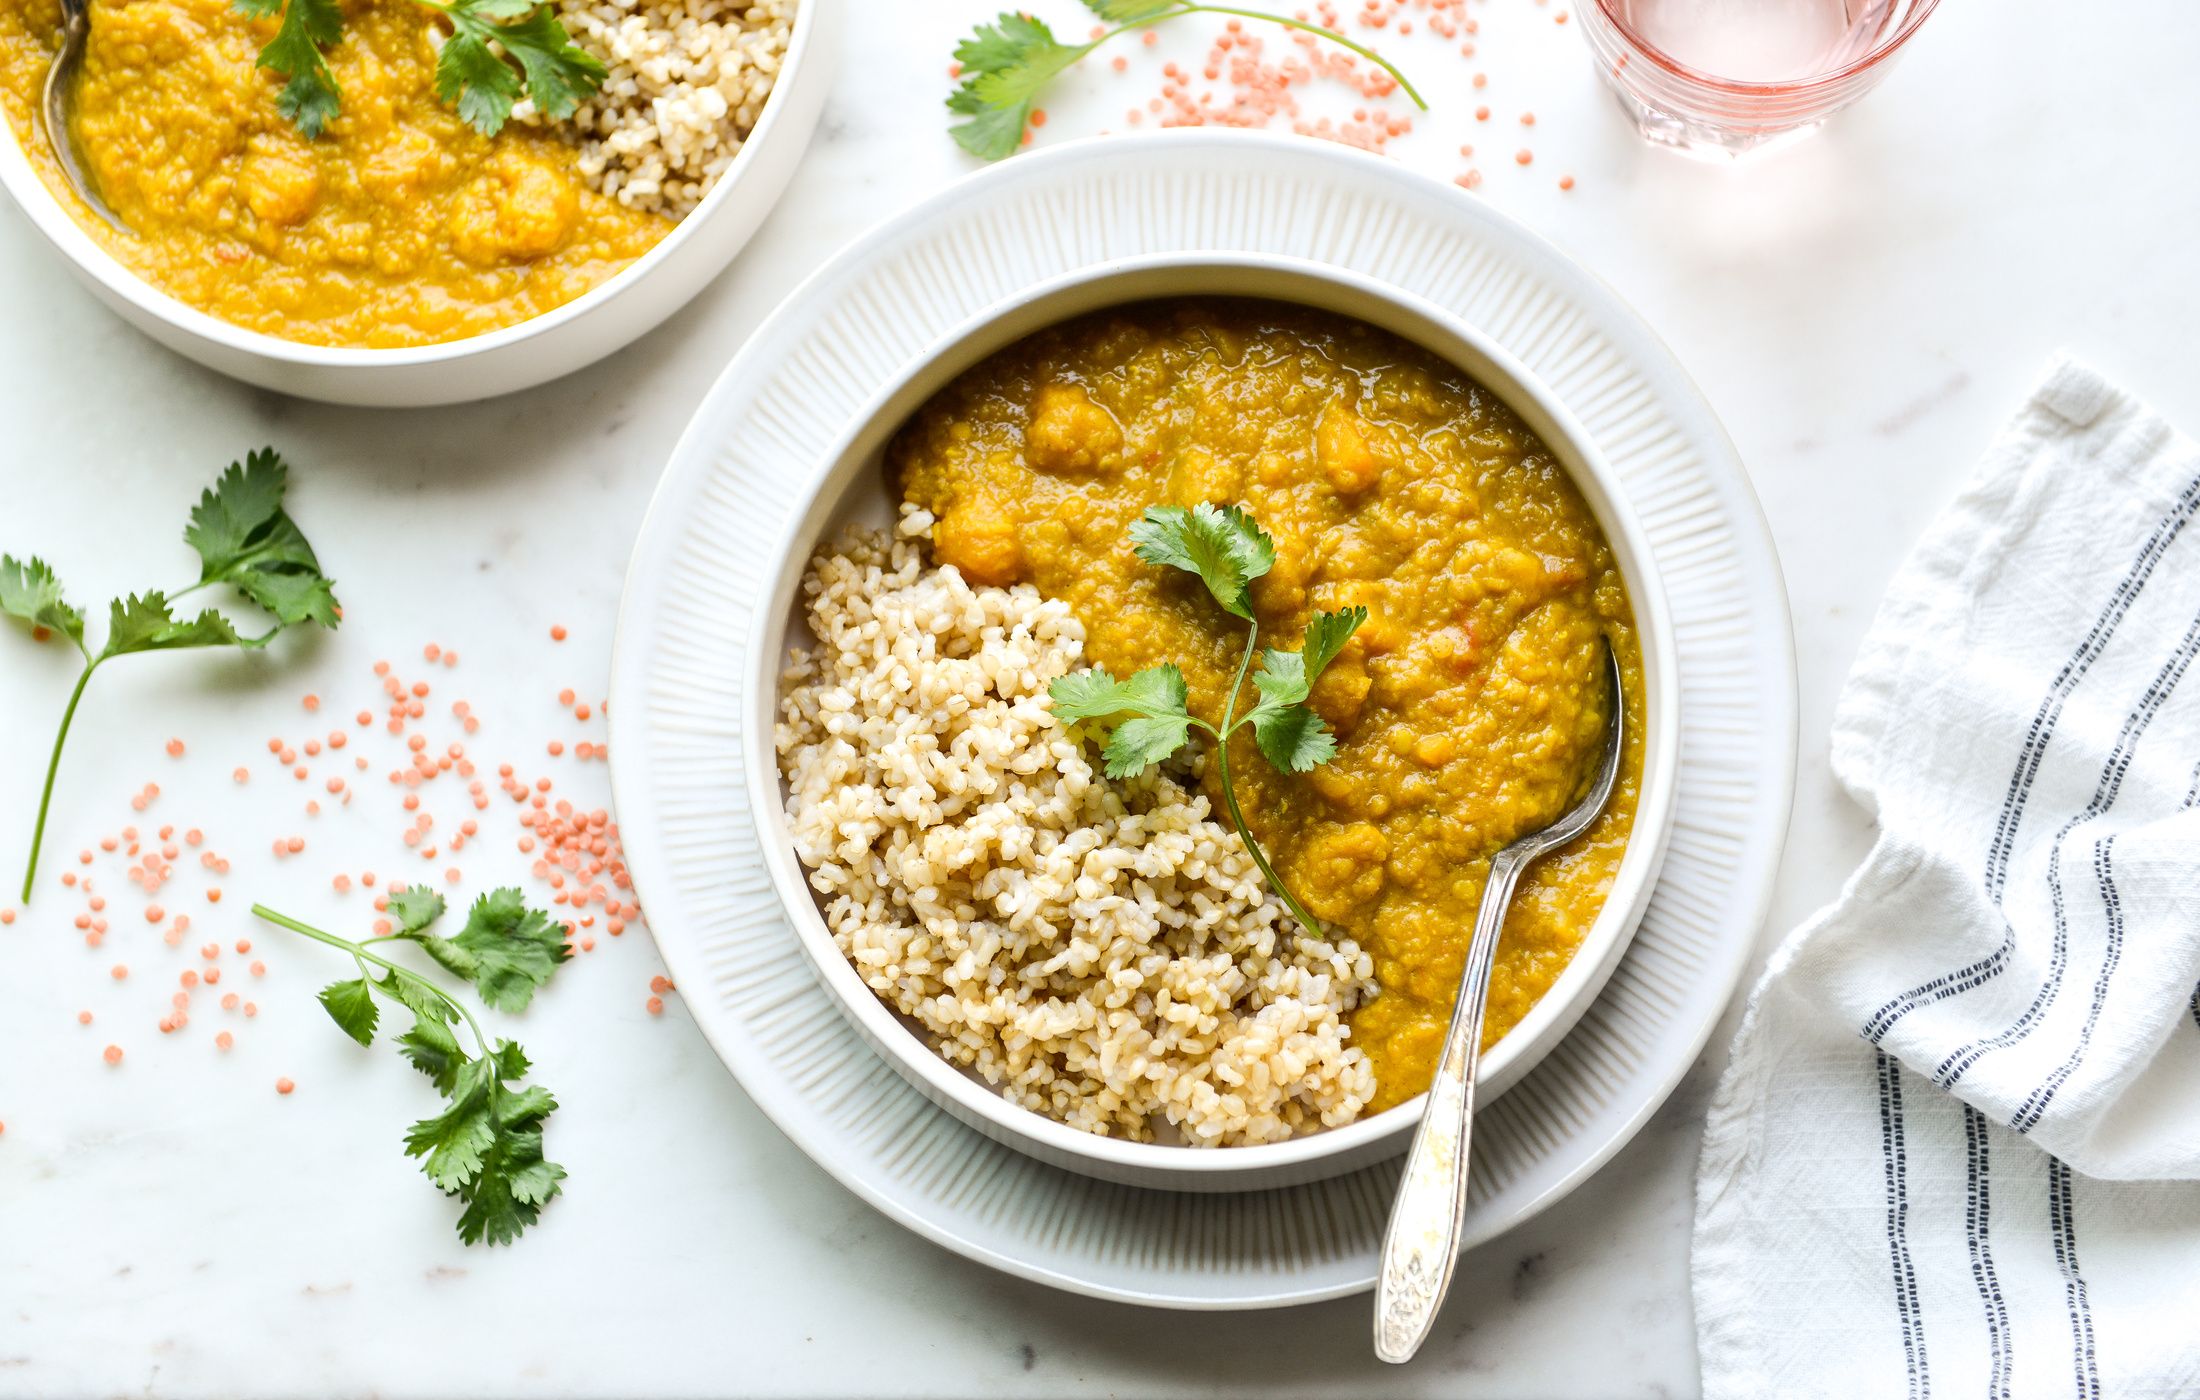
[
  {"xmin": 276, "ymin": 1078, "xmax": 295, "ymax": 1095},
  {"xmin": 103, "ymin": 1045, "xmax": 123, "ymax": 1065},
  {"xmin": 166, "ymin": 738, "xmax": 185, "ymax": 758},
  {"xmin": 215, "ymin": 1031, "xmax": 234, "ymax": 1050}
]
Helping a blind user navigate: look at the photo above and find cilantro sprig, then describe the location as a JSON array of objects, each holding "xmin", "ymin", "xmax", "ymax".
[
  {"xmin": 948, "ymin": 1, "xmax": 1426, "ymax": 161},
  {"xmin": 1, "ymin": 449, "xmax": 340, "ymax": 904},
  {"xmin": 237, "ymin": 0, "xmax": 606, "ymax": 140},
  {"xmin": 1048, "ymin": 503, "xmax": 1364, "ymax": 938},
  {"xmin": 254, "ymin": 888, "xmax": 572, "ymax": 1246}
]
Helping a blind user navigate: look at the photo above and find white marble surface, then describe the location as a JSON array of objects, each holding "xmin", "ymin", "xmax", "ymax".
[{"xmin": 1, "ymin": 1, "xmax": 2196, "ymax": 1394}]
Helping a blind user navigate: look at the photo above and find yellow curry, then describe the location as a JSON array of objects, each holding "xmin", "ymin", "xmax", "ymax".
[
  {"xmin": 0, "ymin": 0, "xmax": 668, "ymax": 347},
  {"xmin": 893, "ymin": 300, "xmax": 1645, "ymax": 1111}
]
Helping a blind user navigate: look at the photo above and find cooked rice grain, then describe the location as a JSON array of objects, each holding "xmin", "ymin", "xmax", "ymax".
[
  {"xmin": 774, "ymin": 514, "xmax": 1378, "ymax": 1146},
  {"xmin": 525, "ymin": 0, "xmax": 796, "ymax": 219}
]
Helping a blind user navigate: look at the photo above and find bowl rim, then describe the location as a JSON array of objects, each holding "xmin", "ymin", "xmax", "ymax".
[
  {"xmin": 742, "ymin": 249, "xmax": 1684, "ymax": 1178},
  {"xmin": 0, "ymin": 0, "xmax": 819, "ymax": 365}
]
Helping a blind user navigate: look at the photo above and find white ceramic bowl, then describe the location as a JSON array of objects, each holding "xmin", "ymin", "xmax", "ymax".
[
  {"xmin": 744, "ymin": 252, "xmax": 1683, "ymax": 1192},
  {"xmin": 0, "ymin": 0, "xmax": 835, "ymax": 406}
]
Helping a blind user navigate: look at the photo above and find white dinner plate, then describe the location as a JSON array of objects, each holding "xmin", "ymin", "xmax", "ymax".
[{"xmin": 608, "ymin": 129, "xmax": 1798, "ymax": 1309}]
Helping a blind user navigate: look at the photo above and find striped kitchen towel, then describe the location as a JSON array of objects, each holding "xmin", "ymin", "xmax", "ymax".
[{"xmin": 1694, "ymin": 357, "xmax": 2200, "ymax": 1398}]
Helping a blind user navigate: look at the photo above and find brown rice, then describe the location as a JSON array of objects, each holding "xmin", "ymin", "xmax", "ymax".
[
  {"xmin": 522, "ymin": 0, "xmax": 797, "ymax": 219},
  {"xmin": 773, "ymin": 511, "xmax": 1379, "ymax": 1146}
]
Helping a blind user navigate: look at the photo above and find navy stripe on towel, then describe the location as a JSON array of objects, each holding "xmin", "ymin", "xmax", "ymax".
[
  {"xmin": 1877, "ymin": 1050, "xmax": 1930, "ymax": 1399},
  {"xmin": 2012, "ymin": 838, "xmax": 2128, "ymax": 1133},
  {"xmin": 1933, "ymin": 605, "xmax": 2200, "ymax": 1087},
  {"xmin": 1863, "ymin": 469, "xmax": 2200, "ymax": 1044},
  {"xmin": 2048, "ymin": 1158, "xmax": 2102, "ymax": 1400},
  {"xmin": 1962, "ymin": 1106, "xmax": 2011, "ymax": 1399}
]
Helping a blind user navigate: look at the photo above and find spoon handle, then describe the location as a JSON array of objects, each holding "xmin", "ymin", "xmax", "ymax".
[{"xmin": 1372, "ymin": 845, "xmax": 1526, "ymax": 1364}]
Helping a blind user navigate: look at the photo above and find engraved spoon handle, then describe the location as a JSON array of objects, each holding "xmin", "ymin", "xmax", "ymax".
[
  {"xmin": 1371, "ymin": 842, "xmax": 1524, "ymax": 1365},
  {"xmin": 1371, "ymin": 640, "xmax": 1623, "ymax": 1365}
]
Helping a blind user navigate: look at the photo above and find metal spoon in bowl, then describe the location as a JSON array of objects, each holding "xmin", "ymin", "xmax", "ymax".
[
  {"xmin": 1373, "ymin": 639, "xmax": 1625, "ymax": 1364},
  {"xmin": 41, "ymin": 0, "xmax": 125, "ymax": 230}
]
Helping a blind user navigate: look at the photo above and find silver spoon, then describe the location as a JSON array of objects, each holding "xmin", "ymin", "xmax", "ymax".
[
  {"xmin": 41, "ymin": 0, "xmax": 125, "ymax": 230},
  {"xmin": 1373, "ymin": 639, "xmax": 1625, "ymax": 1364}
]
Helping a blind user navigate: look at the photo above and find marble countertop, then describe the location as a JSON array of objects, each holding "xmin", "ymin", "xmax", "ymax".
[{"xmin": 2, "ymin": 1, "xmax": 2196, "ymax": 1394}]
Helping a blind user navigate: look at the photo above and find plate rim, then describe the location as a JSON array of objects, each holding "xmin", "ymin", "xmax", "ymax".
[{"xmin": 609, "ymin": 127, "xmax": 1800, "ymax": 1309}]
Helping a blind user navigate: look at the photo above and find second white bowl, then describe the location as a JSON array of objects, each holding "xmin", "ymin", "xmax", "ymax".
[{"xmin": 0, "ymin": 0, "xmax": 836, "ymax": 406}]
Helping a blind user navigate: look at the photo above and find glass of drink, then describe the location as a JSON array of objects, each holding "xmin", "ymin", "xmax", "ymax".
[{"xmin": 1578, "ymin": 0, "xmax": 1940, "ymax": 159}]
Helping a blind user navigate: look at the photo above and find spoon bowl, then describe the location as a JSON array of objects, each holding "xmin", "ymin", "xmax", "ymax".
[
  {"xmin": 39, "ymin": 0, "xmax": 123, "ymax": 230},
  {"xmin": 1373, "ymin": 637, "xmax": 1627, "ymax": 1362}
]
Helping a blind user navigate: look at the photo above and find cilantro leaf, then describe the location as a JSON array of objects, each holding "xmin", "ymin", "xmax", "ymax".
[
  {"xmin": 1049, "ymin": 664, "xmax": 1190, "ymax": 722},
  {"xmin": 1129, "ymin": 503, "xmax": 1275, "ymax": 620},
  {"xmin": 435, "ymin": 18, "xmax": 527, "ymax": 136},
  {"xmin": 1246, "ymin": 608, "xmax": 1365, "ymax": 773},
  {"xmin": 242, "ymin": 0, "xmax": 344, "ymax": 138},
  {"xmin": 406, "ymin": 1055, "xmax": 500, "ymax": 1191},
  {"xmin": 384, "ymin": 887, "xmax": 448, "ymax": 937},
  {"xmin": 1049, "ymin": 664, "xmax": 1195, "ymax": 777},
  {"xmin": 396, "ymin": 1012, "xmax": 466, "ymax": 1095},
  {"xmin": 487, "ymin": 5, "xmax": 606, "ymax": 122},
  {"xmin": 317, "ymin": 978, "xmax": 380, "ymax": 1046},
  {"xmin": 438, "ymin": 1, "xmax": 605, "ymax": 137},
  {"xmin": 397, "ymin": 887, "xmax": 569, "ymax": 1013},
  {"xmin": 379, "ymin": 968, "xmax": 455, "ymax": 1025},
  {"xmin": 185, "ymin": 449, "xmax": 342, "ymax": 629},
  {"xmin": 1247, "ymin": 703, "xmax": 1336, "ymax": 773},
  {"xmin": 946, "ymin": 13, "xmax": 1093, "ymax": 161},
  {"xmin": 456, "ymin": 1087, "xmax": 567, "ymax": 1247},
  {"xmin": 100, "ymin": 593, "xmax": 246, "ymax": 658},
  {"xmin": 0, "ymin": 555, "xmax": 86, "ymax": 651}
]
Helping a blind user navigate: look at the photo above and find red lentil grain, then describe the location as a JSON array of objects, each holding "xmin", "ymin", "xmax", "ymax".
[
  {"xmin": 104, "ymin": 1045, "xmax": 123, "ymax": 1065},
  {"xmin": 276, "ymin": 1078, "xmax": 295, "ymax": 1095},
  {"xmin": 216, "ymin": 1031, "xmax": 234, "ymax": 1050}
]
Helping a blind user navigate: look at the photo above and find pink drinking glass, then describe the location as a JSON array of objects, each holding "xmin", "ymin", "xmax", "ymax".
[{"xmin": 1578, "ymin": 0, "xmax": 1941, "ymax": 159}]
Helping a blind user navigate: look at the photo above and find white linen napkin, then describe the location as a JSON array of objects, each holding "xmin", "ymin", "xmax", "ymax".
[{"xmin": 1694, "ymin": 357, "xmax": 2200, "ymax": 1399}]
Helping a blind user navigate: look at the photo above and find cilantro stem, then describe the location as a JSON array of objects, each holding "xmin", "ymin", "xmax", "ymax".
[
  {"xmin": 1080, "ymin": 7, "xmax": 1424, "ymax": 112},
  {"xmin": 1209, "ymin": 621, "xmax": 1331, "ymax": 939},
  {"xmin": 1170, "ymin": 3, "xmax": 1427, "ymax": 109},
  {"xmin": 251, "ymin": 904, "xmax": 495, "ymax": 1061},
  {"xmin": 21, "ymin": 657, "xmax": 99, "ymax": 904}
]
